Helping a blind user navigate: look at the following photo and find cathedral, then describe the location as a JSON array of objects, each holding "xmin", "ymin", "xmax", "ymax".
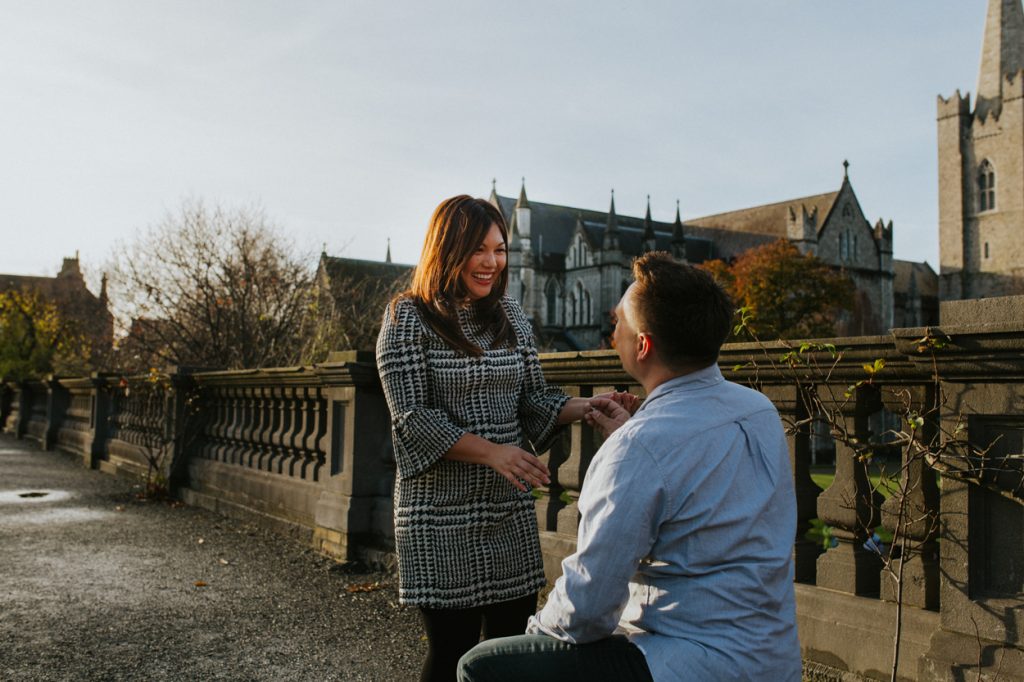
[
  {"xmin": 488, "ymin": 166, "xmax": 931, "ymax": 349},
  {"xmin": 939, "ymin": 0, "xmax": 1024, "ymax": 300}
]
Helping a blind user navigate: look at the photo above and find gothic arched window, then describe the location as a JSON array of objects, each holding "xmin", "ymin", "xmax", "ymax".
[
  {"xmin": 978, "ymin": 160, "xmax": 996, "ymax": 212},
  {"xmin": 574, "ymin": 282, "xmax": 585, "ymax": 325},
  {"xmin": 570, "ymin": 292, "xmax": 577, "ymax": 327},
  {"xmin": 545, "ymin": 279, "xmax": 558, "ymax": 326}
]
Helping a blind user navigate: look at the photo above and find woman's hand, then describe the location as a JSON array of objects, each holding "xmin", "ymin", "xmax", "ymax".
[
  {"xmin": 445, "ymin": 434, "xmax": 550, "ymax": 492},
  {"xmin": 595, "ymin": 390, "xmax": 642, "ymax": 416},
  {"xmin": 487, "ymin": 444, "xmax": 551, "ymax": 492}
]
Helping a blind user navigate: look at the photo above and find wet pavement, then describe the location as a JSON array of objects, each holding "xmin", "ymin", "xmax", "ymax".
[{"xmin": 0, "ymin": 435, "xmax": 425, "ymax": 681}]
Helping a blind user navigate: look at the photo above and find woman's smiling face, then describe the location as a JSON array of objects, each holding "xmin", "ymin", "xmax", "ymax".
[{"xmin": 460, "ymin": 223, "xmax": 507, "ymax": 300}]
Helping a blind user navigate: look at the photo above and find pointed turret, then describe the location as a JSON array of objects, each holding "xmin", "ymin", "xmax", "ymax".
[
  {"xmin": 671, "ymin": 199, "xmax": 687, "ymax": 261},
  {"xmin": 99, "ymin": 273, "xmax": 109, "ymax": 305},
  {"xmin": 602, "ymin": 190, "xmax": 619, "ymax": 251},
  {"xmin": 514, "ymin": 177, "xmax": 532, "ymax": 246},
  {"xmin": 488, "ymin": 178, "xmax": 499, "ymax": 207},
  {"xmin": 978, "ymin": 0, "xmax": 1024, "ymax": 113},
  {"xmin": 386, "ymin": 238, "xmax": 392, "ymax": 264},
  {"xmin": 642, "ymin": 195, "xmax": 657, "ymax": 252},
  {"xmin": 515, "ymin": 177, "xmax": 530, "ymax": 209}
]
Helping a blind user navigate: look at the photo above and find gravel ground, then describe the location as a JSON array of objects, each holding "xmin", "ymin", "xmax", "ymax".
[{"xmin": 0, "ymin": 435, "xmax": 425, "ymax": 681}]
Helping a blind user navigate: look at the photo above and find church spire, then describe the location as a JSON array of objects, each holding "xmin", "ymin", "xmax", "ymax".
[
  {"xmin": 488, "ymin": 178, "xmax": 500, "ymax": 207},
  {"xmin": 642, "ymin": 195, "xmax": 655, "ymax": 237},
  {"xmin": 977, "ymin": 0, "xmax": 1024, "ymax": 112},
  {"xmin": 671, "ymin": 199, "xmax": 687, "ymax": 261},
  {"xmin": 515, "ymin": 177, "xmax": 530, "ymax": 209},
  {"xmin": 642, "ymin": 195, "xmax": 657, "ymax": 252},
  {"xmin": 603, "ymin": 189, "xmax": 619, "ymax": 251},
  {"xmin": 386, "ymin": 238, "xmax": 392, "ymax": 263},
  {"xmin": 672, "ymin": 199, "xmax": 685, "ymax": 242}
]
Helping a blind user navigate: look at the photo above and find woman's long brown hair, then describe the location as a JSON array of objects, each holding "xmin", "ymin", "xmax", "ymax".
[{"xmin": 397, "ymin": 195, "xmax": 514, "ymax": 356}]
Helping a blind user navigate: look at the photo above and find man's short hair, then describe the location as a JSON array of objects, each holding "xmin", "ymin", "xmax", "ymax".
[{"xmin": 630, "ymin": 252, "xmax": 734, "ymax": 368}]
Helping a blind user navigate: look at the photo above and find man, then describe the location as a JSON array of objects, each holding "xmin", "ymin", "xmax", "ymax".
[{"xmin": 458, "ymin": 253, "xmax": 801, "ymax": 681}]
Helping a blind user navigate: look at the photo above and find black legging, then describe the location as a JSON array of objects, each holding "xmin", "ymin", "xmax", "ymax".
[{"xmin": 418, "ymin": 593, "xmax": 538, "ymax": 682}]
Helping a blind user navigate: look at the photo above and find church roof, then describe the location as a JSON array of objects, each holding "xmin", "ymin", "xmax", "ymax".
[
  {"xmin": 893, "ymin": 260, "xmax": 938, "ymax": 298},
  {"xmin": 685, "ymin": 190, "xmax": 840, "ymax": 238},
  {"xmin": 320, "ymin": 255, "xmax": 413, "ymax": 282},
  {"xmin": 494, "ymin": 193, "xmax": 781, "ymax": 264}
]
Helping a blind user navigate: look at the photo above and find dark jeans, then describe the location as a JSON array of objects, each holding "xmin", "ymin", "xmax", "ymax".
[
  {"xmin": 457, "ymin": 633, "xmax": 654, "ymax": 682},
  {"xmin": 418, "ymin": 593, "xmax": 537, "ymax": 682}
]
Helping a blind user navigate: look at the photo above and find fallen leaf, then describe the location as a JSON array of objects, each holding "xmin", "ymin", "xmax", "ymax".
[
  {"xmin": 115, "ymin": 506, "xmax": 125, "ymax": 512},
  {"xmin": 218, "ymin": 558, "xmax": 230, "ymax": 566},
  {"xmin": 345, "ymin": 581, "xmax": 383, "ymax": 593},
  {"xmin": 197, "ymin": 538, "xmax": 205, "ymax": 545},
  {"xmin": 193, "ymin": 581, "xmax": 208, "ymax": 587}
]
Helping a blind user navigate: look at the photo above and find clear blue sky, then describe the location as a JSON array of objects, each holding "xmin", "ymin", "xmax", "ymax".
[{"xmin": 0, "ymin": 2, "xmax": 988, "ymax": 288}]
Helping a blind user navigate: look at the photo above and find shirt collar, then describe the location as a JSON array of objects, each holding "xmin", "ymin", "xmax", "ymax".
[{"xmin": 637, "ymin": 363, "xmax": 724, "ymax": 412}]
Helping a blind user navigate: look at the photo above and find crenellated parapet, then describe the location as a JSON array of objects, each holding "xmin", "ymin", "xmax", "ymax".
[{"xmin": 936, "ymin": 89, "xmax": 972, "ymax": 121}]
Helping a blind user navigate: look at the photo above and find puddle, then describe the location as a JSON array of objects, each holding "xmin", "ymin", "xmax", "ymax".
[{"xmin": 0, "ymin": 490, "xmax": 73, "ymax": 504}]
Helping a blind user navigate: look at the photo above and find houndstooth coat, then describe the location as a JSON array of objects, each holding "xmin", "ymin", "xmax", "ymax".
[{"xmin": 375, "ymin": 294, "xmax": 569, "ymax": 609}]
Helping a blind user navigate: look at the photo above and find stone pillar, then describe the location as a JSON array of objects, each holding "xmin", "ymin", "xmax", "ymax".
[
  {"xmin": 816, "ymin": 384, "xmax": 885, "ymax": 595},
  {"xmin": 764, "ymin": 383, "xmax": 823, "ymax": 584},
  {"xmin": 42, "ymin": 375, "xmax": 70, "ymax": 451},
  {"xmin": 879, "ymin": 385, "xmax": 940, "ymax": 610},
  {"xmin": 84, "ymin": 373, "xmax": 113, "ymax": 469},
  {"xmin": 165, "ymin": 367, "xmax": 201, "ymax": 492},
  {"xmin": 313, "ymin": 352, "xmax": 395, "ymax": 565}
]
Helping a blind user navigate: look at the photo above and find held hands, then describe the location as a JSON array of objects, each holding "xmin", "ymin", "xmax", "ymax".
[{"xmin": 584, "ymin": 396, "xmax": 634, "ymax": 439}]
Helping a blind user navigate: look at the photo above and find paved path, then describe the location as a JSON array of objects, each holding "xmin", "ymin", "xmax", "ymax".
[{"xmin": 0, "ymin": 435, "xmax": 424, "ymax": 681}]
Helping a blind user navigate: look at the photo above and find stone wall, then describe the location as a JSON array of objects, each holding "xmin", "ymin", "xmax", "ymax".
[{"xmin": 4, "ymin": 301, "xmax": 1024, "ymax": 681}]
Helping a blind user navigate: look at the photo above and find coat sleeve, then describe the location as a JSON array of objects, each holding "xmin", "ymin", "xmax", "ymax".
[
  {"xmin": 506, "ymin": 298, "xmax": 570, "ymax": 453},
  {"xmin": 375, "ymin": 299, "xmax": 466, "ymax": 479}
]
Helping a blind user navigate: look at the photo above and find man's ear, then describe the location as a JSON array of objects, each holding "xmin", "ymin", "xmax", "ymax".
[{"xmin": 636, "ymin": 333, "xmax": 653, "ymax": 361}]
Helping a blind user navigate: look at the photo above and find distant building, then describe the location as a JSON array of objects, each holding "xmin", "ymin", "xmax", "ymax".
[
  {"xmin": 0, "ymin": 254, "xmax": 113, "ymax": 367},
  {"xmin": 491, "ymin": 170, "xmax": 933, "ymax": 349},
  {"xmin": 939, "ymin": 0, "xmax": 1024, "ymax": 300}
]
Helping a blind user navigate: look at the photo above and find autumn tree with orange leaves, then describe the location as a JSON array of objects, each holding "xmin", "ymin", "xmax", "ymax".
[{"xmin": 700, "ymin": 240, "xmax": 854, "ymax": 341}]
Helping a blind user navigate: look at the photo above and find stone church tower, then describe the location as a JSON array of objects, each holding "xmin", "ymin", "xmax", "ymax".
[{"xmin": 939, "ymin": 0, "xmax": 1024, "ymax": 299}]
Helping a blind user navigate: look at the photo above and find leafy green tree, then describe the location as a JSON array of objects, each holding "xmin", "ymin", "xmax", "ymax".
[
  {"xmin": 0, "ymin": 289, "xmax": 92, "ymax": 380},
  {"xmin": 701, "ymin": 240, "xmax": 854, "ymax": 340}
]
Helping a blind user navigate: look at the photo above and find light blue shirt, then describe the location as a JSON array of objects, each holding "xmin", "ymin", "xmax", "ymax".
[{"xmin": 528, "ymin": 364, "xmax": 802, "ymax": 682}]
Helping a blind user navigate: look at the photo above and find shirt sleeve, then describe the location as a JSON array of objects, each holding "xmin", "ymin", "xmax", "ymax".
[
  {"xmin": 506, "ymin": 298, "xmax": 570, "ymax": 453},
  {"xmin": 375, "ymin": 299, "xmax": 466, "ymax": 479},
  {"xmin": 528, "ymin": 431, "xmax": 665, "ymax": 643}
]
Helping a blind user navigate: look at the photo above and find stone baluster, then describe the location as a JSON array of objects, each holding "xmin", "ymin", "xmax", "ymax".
[
  {"xmin": 310, "ymin": 395, "xmax": 327, "ymax": 482},
  {"xmin": 208, "ymin": 387, "xmax": 228, "ymax": 462},
  {"xmin": 258, "ymin": 387, "xmax": 276, "ymax": 464},
  {"xmin": 296, "ymin": 387, "xmax": 315, "ymax": 477},
  {"xmin": 269, "ymin": 386, "xmax": 289, "ymax": 471},
  {"xmin": 288, "ymin": 388, "xmax": 307, "ymax": 477},
  {"xmin": 880, "ymin": 384, "xmax": 940, "ymax": 609},
  {"xmin": 816, "ymin": 383, "xmax": 885, "ymax": 596},
  {"xmin": 253, "ymin": 387, "xmax": 270, "ymax": 468}
]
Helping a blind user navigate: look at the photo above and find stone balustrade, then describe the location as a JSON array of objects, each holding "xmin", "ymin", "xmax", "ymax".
[{"xmin": 3, "ymin": 302, "xmax": 1023, "ymax": 680}]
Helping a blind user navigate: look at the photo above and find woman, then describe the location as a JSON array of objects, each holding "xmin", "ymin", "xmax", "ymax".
[{"xmin": 376, "ymin": 195, "xmax": 600, "ymax": 681}]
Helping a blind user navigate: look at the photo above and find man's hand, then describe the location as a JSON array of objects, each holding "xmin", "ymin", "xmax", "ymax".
[
  {"xmin": 592, "ymin": 391, "xmax": 642, "ymax": 416},
  {"xmin": 584, "ymin": 397, "xmax": 632, "ymax": 438}
]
